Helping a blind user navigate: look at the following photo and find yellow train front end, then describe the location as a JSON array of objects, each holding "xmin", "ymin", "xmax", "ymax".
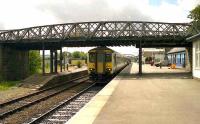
[{"xmin": 88, "ymin": 47, "xmax": 113, "ymax": 80}]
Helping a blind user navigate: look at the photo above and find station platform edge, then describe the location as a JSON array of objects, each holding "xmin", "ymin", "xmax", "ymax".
[
  {"xmin": 66, "ymin": 64, "xmax": 132, "ymax": 124},
  {"xmin": 66, "ymin": 63, "xmax": 200, "ymax": 124}
]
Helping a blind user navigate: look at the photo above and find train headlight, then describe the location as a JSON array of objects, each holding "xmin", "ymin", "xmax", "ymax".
[
  {"xmin": 89, "ymin": 68, "xmax": 94, "ymax": 71},
  {"xmin": 106, "ymin": 68, "xmax": 112, "ymax": 71}
]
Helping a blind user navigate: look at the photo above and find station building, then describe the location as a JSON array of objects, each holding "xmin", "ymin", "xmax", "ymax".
[
  {"xmin": 187, "ymin": 33, "xmax": 200, "ymax": 79},
  {"xmin": 143, "ymin": 48, "xmax": 165, "ymax": 63},
  {"xmin": 167, "ymin": 48, "xmax": 186, "ymax": 68}
]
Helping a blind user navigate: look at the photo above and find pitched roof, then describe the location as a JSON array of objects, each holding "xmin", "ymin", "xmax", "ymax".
[
  {"xmin": 187, "ymin": 33, "xmax": 200, "ymax": 42},
  {"xmin": 167, "ymin": 48, "xmax": 186, "ymax": 54},
  {"xmin": 143, "ymin": 48, "xmax": 165, "ymax": 52}
]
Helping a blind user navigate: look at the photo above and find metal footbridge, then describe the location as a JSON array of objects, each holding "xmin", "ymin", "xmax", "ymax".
[{"xmin": 0, "ymin": 21, "xmax": 196, "ymax": 49}]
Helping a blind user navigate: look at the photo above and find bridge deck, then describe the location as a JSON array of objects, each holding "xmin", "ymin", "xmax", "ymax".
[{"xmin": 67, "ymin": 64, "xmax": 200, "ymax": 124}]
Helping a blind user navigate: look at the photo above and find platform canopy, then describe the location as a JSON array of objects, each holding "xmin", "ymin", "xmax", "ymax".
[
  {"xmin": 187, "ymin": 33, "xmax": 200, "ymax": 42},
  {"xmin": 0, "ymin": 21, "xmax": 196, "ymax": 50}
]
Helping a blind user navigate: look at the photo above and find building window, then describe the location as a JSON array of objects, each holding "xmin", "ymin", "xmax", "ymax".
[
  {"xmin": 195, "ymin": 41, "xmax": 200, "ymax": 69},
  {"xmin": 183, "ymin": 53, "xmax": 185, "ymax": 64},
  {"xmin": 177, "ymin": 53, "xmax": 180, "ymax": 65},
  {"xmin": 174, "ymin": 54, "xmax": 176, "ymax": 63}
]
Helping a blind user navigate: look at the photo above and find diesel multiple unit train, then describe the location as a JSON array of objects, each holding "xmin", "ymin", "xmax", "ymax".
[{"xmin": 87, "ymin": 47, "xmax": 129, "ymax": 79}]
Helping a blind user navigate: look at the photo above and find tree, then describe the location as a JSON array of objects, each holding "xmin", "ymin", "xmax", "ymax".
[
  {"xmin": 29, "ymin": 51, "xmax": 41, "ymax": 74},
  {"xmin": 72, "ymin": 51, "xmax": 81, "ymax": 58},
  {"xmin": 72, "ymin": 51, "xmax": 87, "ymax": 59},
  {"xmin": 63, "ymin": 51, "xmax": 72, "ymax": 58},
  {"xmin": 80, "ymin": 52, "xmax": 87, "ymax": 59},
  {"xmin": 188, "ymin": 4, "xmax": 200, "ymax": 34}
]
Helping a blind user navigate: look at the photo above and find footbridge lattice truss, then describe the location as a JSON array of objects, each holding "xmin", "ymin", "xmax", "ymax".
[{"xmin": 0, "ymin": 21, "xmax": 192, "ymax": 42}]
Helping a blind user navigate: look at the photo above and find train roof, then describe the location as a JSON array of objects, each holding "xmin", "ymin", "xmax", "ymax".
[
  {"xmin": 88, "ymin": 47, "xmax": 127, "ymax": 57},
  {"xmin": 88, "ymin": 47, "xmax": 115, "ymax": 52}
]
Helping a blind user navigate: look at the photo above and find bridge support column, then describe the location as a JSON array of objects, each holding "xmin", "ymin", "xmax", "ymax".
[
  {"xmin": 50, "ymin": 50, "xmax": 54, "ymax": 73},
  {"xmin": 60, "ymin": 47, "xmax": 62, "ymax": 72},
  {"xmin": 54, "ymin": 50, "xmax": 58, "ymax": 73},
  {"xmin": 139, "ymin": 41, "xmax": 142, "ymax": 75},
  {"xmin": 63, "ymin": 57, "xmax": 66, "ymax": 71},
  {"xmin": 0, "ymin": 45, "xmax": 29, "ymax": 81},
  {"xmin": 185, "ymin": 47, "xmax": 192, "ymax": 72},
  {"xmin": 42, "ymin": 48, "xmax": 45, "ymax": 75}
]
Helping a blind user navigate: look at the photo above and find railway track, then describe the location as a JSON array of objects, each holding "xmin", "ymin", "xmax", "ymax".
[
  {"xmin": 0, "ymin": 75, "xmax": 89, "ymax": 121},
  {"xmin": 0, "ymin": 66, "xmax": 125, "ymax": 124},
  {"xmin": 27, "ymin": 84, "xmax": 103, "ymax": 124}
]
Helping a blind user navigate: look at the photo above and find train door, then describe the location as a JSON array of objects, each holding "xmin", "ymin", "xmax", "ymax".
[{"xmin": 97, "ymin": 53, "xmax": 105, "ymax": 74}]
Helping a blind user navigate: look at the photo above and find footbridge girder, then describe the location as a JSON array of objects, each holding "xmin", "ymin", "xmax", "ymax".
[{"xmin": 0, "ymin": 21, "xmax": 193, "ymax": 49}]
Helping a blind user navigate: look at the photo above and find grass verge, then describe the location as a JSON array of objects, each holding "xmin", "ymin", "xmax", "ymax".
[{"xmin": 0, "ymin": 81, "xmax": 20, "ymax": 91}]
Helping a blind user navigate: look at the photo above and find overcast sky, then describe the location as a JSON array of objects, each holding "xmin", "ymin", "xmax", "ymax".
[{"xmin": 0, "ymin": 0, "xmax": 199, "ymax": 55}]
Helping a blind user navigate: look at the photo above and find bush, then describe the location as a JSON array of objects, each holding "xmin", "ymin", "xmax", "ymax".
[
  {"xmin": 0, "ymin": 81, "xmax": 20, "ymax": 91},
  {"xmin": 77, "ymin": 61, "xmax": 82, "ymax": 68},
  {"xmin": 29, "ymin": 51, "xmax": 41, "ymax": 74}
]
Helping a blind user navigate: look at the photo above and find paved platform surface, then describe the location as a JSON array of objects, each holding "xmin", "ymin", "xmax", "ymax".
[
  {"xmin": 67, "ymin": 63, "xmax": 200, "ymax": 124},
  {"xmin": 21, "ymin": 66, "xmax": 87, "ymax": 89}
]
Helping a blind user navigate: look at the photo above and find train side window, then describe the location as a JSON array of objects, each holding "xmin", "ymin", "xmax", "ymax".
[
  {"xmin": 89, "ymin": 53, "xmax": 96, "ymax": 62},
  {"xmin": 105, "ymin": 54, "xmax": 112, "ymax": 62}
]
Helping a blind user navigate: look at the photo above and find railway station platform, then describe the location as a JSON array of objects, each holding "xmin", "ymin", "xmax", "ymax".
[{"xmin": 67, "ymin": 63, "xmax": 200, "ymax": 124}]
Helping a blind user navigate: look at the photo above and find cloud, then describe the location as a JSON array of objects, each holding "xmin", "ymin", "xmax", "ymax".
[
  {"xmin": 145, "ymin": 0, "xmax": 200, "ymax": 22},
  {"xmin": 177, "ymin": 0, "xmax": 200, "ymax": 10},
  {"xmin": 0, "ymin": 0, "xmax": 57, "ymax": 29},
  {"xmin": 0, "ymin": 22, "xmax": 4, "ymax": 30},
  {"xmin": 37, "ymin": 0, "xmax": 152, "ymax": 23},
  {"xmin": 0, "ymin": 0, "xmax": 199, "ymax": 29}
]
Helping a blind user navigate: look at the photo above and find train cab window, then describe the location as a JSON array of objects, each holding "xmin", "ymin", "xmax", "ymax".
[
  {"xmin": 89, "ymin": 53, "xmax": 96, "ymax": 62},
  {"xmin": 105, "ymin": 54, "xmax": 112, "ymax": 62}
]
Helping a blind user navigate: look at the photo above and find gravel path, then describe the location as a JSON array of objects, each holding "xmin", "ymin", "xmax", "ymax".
[{"xmin": 0, "ymin": 87, "xmax": 34, "ymax": 104}]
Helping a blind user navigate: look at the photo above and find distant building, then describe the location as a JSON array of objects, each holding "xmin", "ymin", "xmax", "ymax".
[
  {"xmin": 167, "ymin": 48, "xmax": 186, "ymax": 68},
  {"xmin": 124, "ymin": 54, "xmax": 137, "ymax": 62},
  {"xmin": 187, "ymin": 33, "xmax": 200, "ymax": 79},
  {"xmin": 143, "ymin": 48, "xmax": 165, "ymax": 63}
]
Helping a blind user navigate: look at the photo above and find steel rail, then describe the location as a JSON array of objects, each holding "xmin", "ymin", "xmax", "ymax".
[
  {"xmin": 0, "ymin": 76, "xmax": 89, "ymax": 119},
  {"xmin": 26, "ymin": 64, "xmax": 127, "ymax": 123},
  {"xmin": 0, "ymin": 75, "xmax": 88, "ymax": 107},
  {"xmin": 28, "ymin": 83, "xmax": 96, "ymax": 124}
]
